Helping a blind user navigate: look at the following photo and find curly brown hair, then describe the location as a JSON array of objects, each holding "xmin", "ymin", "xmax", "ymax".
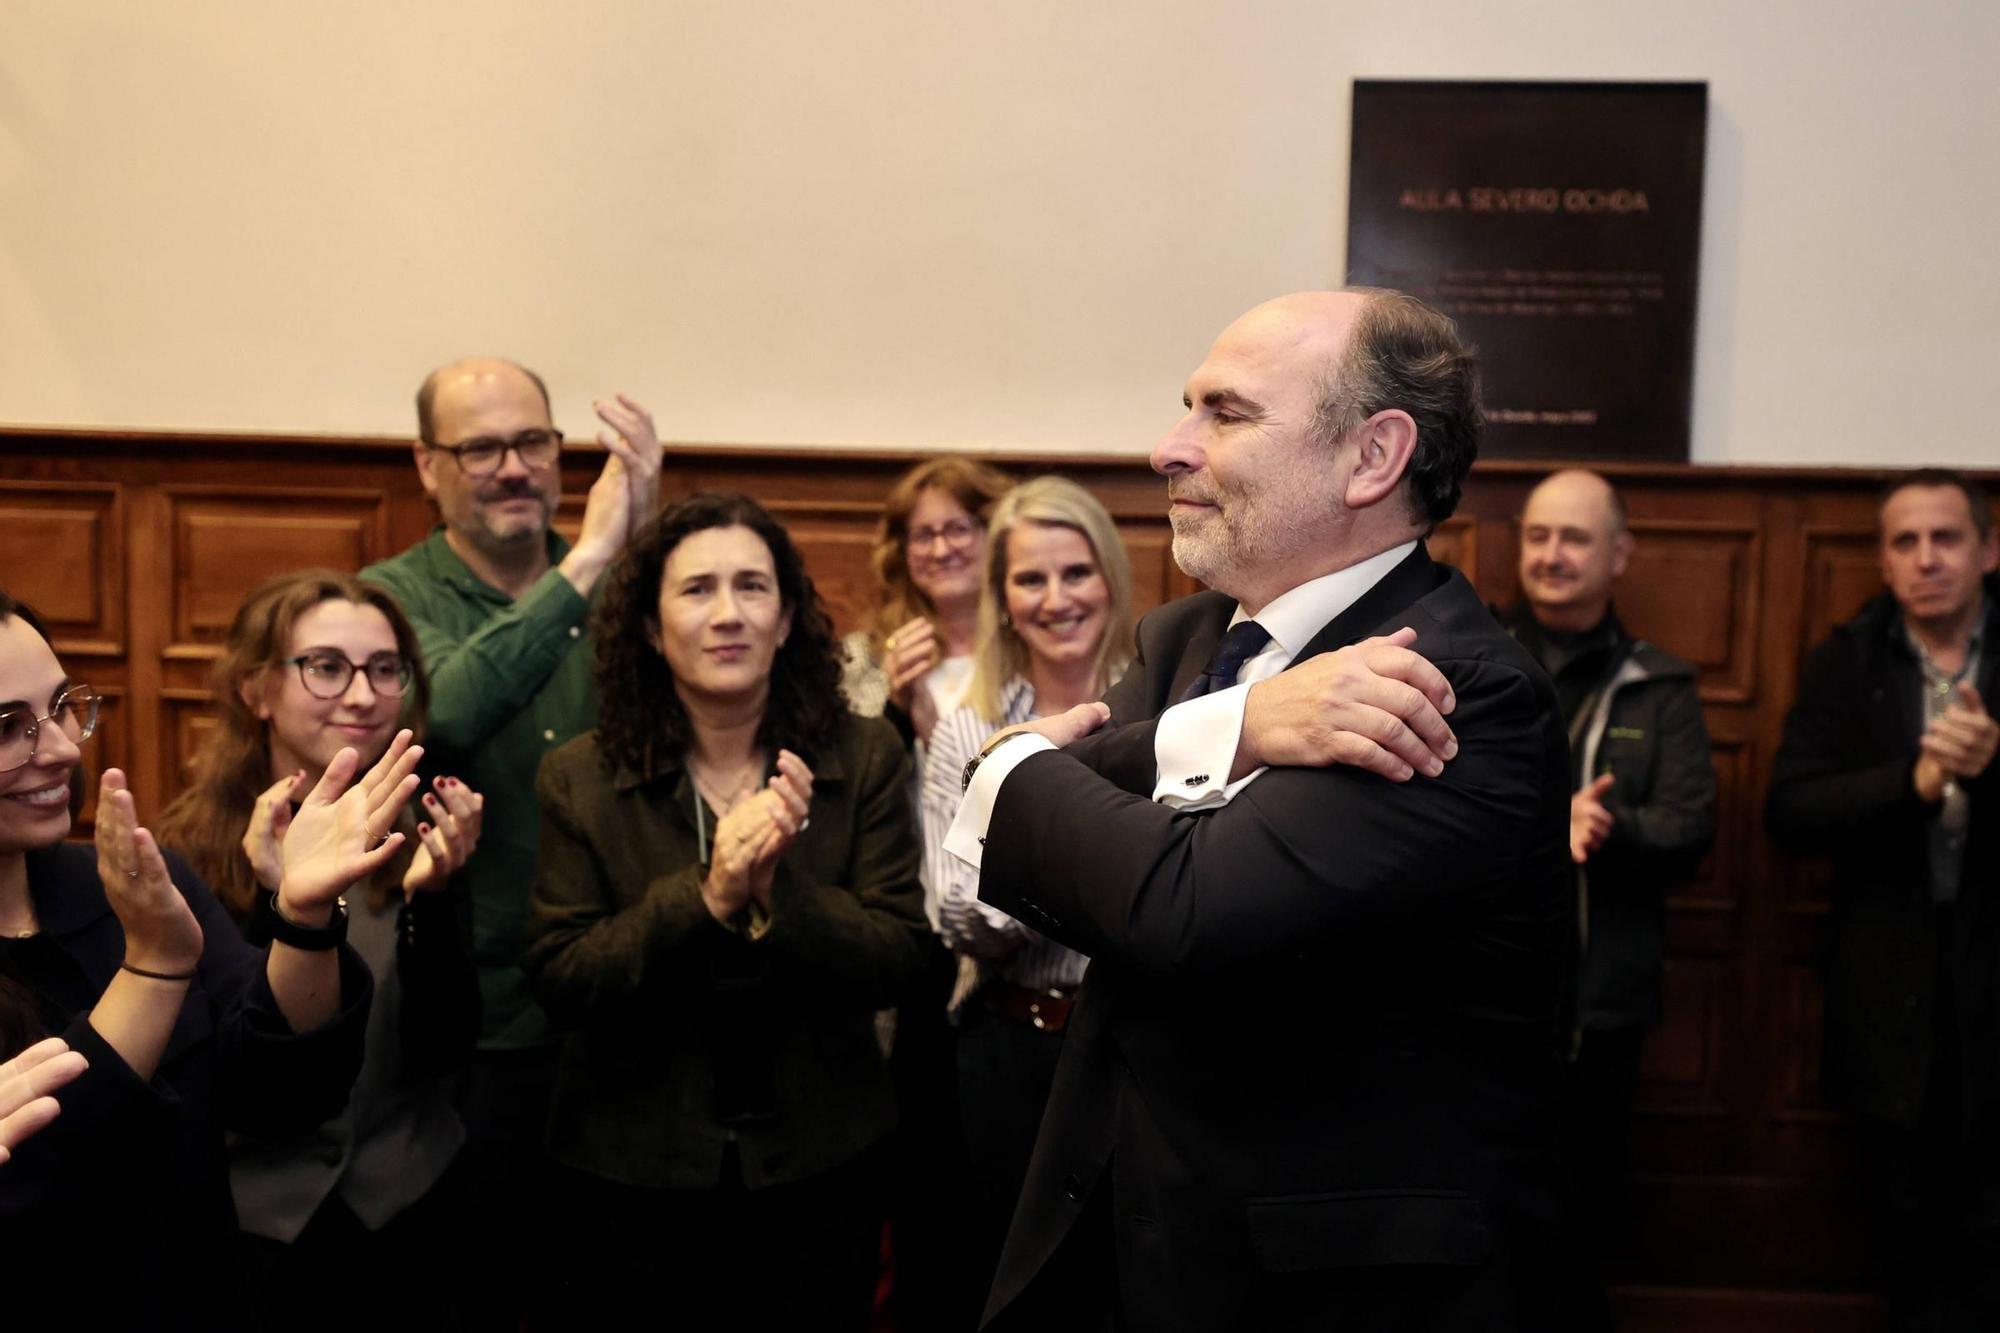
[{"xmin": 593, "ymin": 493, "xmax": 845, "ymax": 777}]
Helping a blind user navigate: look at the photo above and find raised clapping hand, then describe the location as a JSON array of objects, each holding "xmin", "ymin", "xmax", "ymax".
[
  {"xmin": 701, "ymin": 751, "xmax": 814, "ymax": 924},
  {"xmin": 1570, "ymin": 772, "xmax": 1617, "ymax": 865},
  {"xmin": 1915, "ymin": 683, "xmax": 1998, "ymax": 801},
  {"xmin": 402, "ymin": 777, "xmax": 485, "ymax": 898},
  {"xmin": 0, "ymin": 1038, "xmax": 88, "ymax": 1166},
  {"xmin": 96, "ymin": 768, "xmax": 204, "ymax": 976},
  {"xmin": 884, "ymin": 616, "xmax": 943, "ymax": 742},
  {"xmin": 243, "ymin": 769, "xmax": 310, "ymax": 891},
  {"xmin": 1239, "ymin": 627, "xmax": 1458, "ymax": 782},
  {"xmin": 595, "ymin": 393, "xmax": 665, "ymax": 530},
  {"xmin": 276, "ymin": 730, "xmax": 426, "ymax": 924}
]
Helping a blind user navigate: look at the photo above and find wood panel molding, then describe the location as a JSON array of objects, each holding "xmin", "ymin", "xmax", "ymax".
[{"xmin": 3, "ymin": 422, "xmax": 1994, "ymax": 1325}]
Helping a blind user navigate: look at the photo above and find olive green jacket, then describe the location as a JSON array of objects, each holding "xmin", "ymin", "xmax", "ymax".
[{"xmin": 524, "ymin": 714, "xmax": 929, "ymax": 1189}]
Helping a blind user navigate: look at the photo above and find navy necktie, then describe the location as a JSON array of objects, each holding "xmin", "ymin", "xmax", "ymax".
[{"xmin": 1180, "ymin": 620, "xmax": 1273, "ymax": 701}]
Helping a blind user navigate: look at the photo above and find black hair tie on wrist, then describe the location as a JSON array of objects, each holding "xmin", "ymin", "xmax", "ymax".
[{"xmin": 120, "ymin": 961, "xmax": 197, "ymax": 982}]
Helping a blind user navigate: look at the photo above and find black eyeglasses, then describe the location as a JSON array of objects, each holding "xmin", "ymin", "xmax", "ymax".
[
  {"xmin": 422, "ymin": 428, "xmax": 564, "ymax": 478},
  {"xmin": 286, "ymin": 652, "xmax": 413, "ymax": 700},
  {"xmin": 0, "ymin": 685, "xmax": 100, "ymax": 774}
]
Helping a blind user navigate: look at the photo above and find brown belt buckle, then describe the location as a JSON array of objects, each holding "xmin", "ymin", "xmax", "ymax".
[{"xmin": 1028, "ymin": 988, "xmax": 1067, "ymax": 1031}]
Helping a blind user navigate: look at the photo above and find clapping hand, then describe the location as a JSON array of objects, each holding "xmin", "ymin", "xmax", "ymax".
[
  {"xmin": 96, "ymin": 768, "xmax": 204, "ymax": 976},
  {"xmin": 277, "ymin": 730, "xmax": 425, "ymax": 924},
  {"xmin": 885, "ymin": 617, "xmax": 943, "ymax": 744},
  {"xmin": 243, "ymin": 770, "xmax": 309, "ymax": 891},
  {"xmin": 403, "ymin": 776, "xmax": 485, "ymax": 898},
  {"xmin": 595, "ymin": 393, "xmax": 664, "ymax": 529},
  {"xmin": 1921, "ymin": 684, "xmax": 1998, "ymax": 787},
  {"xmin": 0, "ymin": 1038, "xmax": 88, "ymax": 1166},
  {"xmin": 701, "ymin": 751, "xmax": 814, "ymax": 922},
  {"xmin": 1570, "ymin": 772, "xmax": 1617, "ymax": 864}
]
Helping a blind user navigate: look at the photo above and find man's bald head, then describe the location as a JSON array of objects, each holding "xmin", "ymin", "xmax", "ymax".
[
  {"xmin": 416, "ymin": 357, "xmax": 552, "ymax": 445},
  {"xmin": 1517, "ymin": 469, "xmax": 1632, "ymax": 632}
]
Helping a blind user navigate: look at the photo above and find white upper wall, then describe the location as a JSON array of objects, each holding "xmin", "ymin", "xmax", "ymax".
[{"xmin": 1, "ymin": 0, "xmax": 1994, "ymax": 466}]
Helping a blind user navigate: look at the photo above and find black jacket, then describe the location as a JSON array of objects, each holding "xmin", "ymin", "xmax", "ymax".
[
  {"xmin": 1499, "ymin": 606, "xmax": 1716, "ymax": 1031},
  {"xmin": 1767, "ymin": 577, "xmax": 2000, "ymax": 1129},
  {"xmin": 977, "ymin": 546, "xmax": 1598, "ymax": 1332},
  {"xmin": 0, "ymin": 842, "xmax": 371, "ymax": 1328}
]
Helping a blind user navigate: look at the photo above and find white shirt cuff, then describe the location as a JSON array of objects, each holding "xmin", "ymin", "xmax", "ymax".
[
  {"xmin": 943, "ymin": 734, "xmax": 1058, "ymax": 871},
  {"xmin": 1152, "ymin": 683, "xmax": 1267, "ymax": 810}
]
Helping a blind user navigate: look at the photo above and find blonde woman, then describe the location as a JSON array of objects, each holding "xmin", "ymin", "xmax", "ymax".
[{"xmin": 917, "ymin": 475, "xmax": 1133, "ymax": 1293}]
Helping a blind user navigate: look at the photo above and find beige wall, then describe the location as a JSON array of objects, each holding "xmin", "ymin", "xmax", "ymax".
[{"xmin": 2, "ymin": 0, "xmax": 1994, "ymax": 466}]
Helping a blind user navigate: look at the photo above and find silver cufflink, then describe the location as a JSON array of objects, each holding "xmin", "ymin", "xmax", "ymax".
[{"xmin": 1185, "ymin": 774, "xmax": 1208, "ymax": 786}]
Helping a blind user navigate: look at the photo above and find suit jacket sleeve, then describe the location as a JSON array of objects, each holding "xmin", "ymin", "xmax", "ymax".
[
  {"xmin": 979, "ymin": 655, "xmax": 1551, "ymax": 977},
  {"xmin": 1766, "ymin": 636, "xmax": 1929, "ymax": 852}
]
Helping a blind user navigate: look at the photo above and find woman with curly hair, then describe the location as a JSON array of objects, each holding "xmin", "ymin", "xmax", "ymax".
[
  {"xmin": 524, "ymin": 492, "xmax": 929, "ymax": 1329},
  {"xmin": 154, "ymin": 570, "xmax": 483, "ymax": 1328}
]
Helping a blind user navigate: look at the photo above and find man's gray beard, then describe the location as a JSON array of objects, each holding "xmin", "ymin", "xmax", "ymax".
[
  {"xmin": 468, "ymin": 507, "xmax": 549, "ymax": 560},
  {"xmin": 1169, "ymin": 521, "xmax": 1235, "ymax": 593}
]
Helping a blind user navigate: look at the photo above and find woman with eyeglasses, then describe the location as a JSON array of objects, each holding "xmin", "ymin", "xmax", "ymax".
[
  {"xmin": 0, "ymin": 587, "xmax": 410, "ymax": 1320},
  {"xmin": 523, "ymin": 493, "xmax": 928, "ymax": 1329},
  {"xmin": 154, "ymin": 570, "xmax": 483, "ymax": 1328},
  {"xmin": 917, "ymin": 475, "xmax": 1134, "ymax": 1298},
  {"xmin": 843, "ymin": 458, "xmax": 1013, "ymax": 750}
]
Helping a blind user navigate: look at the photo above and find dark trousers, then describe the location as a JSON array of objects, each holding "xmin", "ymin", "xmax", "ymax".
[
  {"xmin": 1860, "ymin": 924, "xmax": 2000, "ymax": 1333},
  {"xmin": 451, "ymin": 1045, "xmax": 558, "ymax": 1332},
  {"xmin": 1555, "ymin": 1025, "xmax": 1647, "ymax": 1278},
  {"xmin": 883, "ymin": 943, "xmax": 981, "ymax": 1332},
  {"xmin": 236, "ymin": 1157, "xmax": 470, "ymax": 1332},
  {"xmin": 958, "ymin": 994, "xmax": 1068, "ymax": 1306},
  {"xmin": 546, "ymin": 1140, "xmax": 888, "ymax": 1333}
]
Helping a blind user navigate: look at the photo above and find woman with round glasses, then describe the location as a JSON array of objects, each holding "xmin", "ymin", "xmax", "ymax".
[
  {"xmin": 524, "ymin": 493, "xmax": 928, "ymax": 1329},
  {"xmin": 0, "ymin": 586, "xmax": 412, "ymax": 1313},
  {"xmin": 843, "ymin": 458, "xmax": 1012, "ymax": 749},
  {"xmin": 155, "ymin": 570, "xmax": 483, "ymax": 1326},
  {"xmin": 918, "ymin": 475, "xmax": 1134, "ymax": 1295}
]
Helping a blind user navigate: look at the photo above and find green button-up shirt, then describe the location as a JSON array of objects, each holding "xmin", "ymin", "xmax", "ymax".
[{"xmin": 360, "ymin": 526, "xmax": 597, "ymax": 1051}]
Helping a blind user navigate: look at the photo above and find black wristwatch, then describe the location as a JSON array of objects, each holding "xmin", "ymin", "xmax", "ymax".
[
  {"xmin": 256, "ymin": 889, "xmax": 349, "ymax": 951},
  {"xmin": 962, "ymin": 729, "xmax": 1034, "ymax": 791}
]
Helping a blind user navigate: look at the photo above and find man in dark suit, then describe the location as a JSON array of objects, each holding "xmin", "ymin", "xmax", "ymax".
[{"xmin": 943, "ymin": 290, "xmax": 1591, "ymax": 1330}]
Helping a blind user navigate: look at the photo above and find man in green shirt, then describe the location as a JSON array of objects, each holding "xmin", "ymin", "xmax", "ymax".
[{"xmin": 360, "ymin": 356, "xmax": 661, "ymax": 1327}]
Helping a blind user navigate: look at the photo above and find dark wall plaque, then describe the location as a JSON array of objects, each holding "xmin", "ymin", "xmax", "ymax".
[{"xmin": 1346, "ymin": 80, "xmax": 1707, "ymax": 461}]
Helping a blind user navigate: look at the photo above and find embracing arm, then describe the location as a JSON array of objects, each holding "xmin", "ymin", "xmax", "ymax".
[{"xmin": 980, "ymin": 659, "xmax": 1551, "ymax": 977}]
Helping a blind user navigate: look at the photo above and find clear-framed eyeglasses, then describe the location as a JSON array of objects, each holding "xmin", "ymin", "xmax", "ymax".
[
  {"xmin": 286, "ymin": 652, "xmax": 413, "ymax": 700},
  {"xmin": 907, "ymin": 518, "xmax": 981, "ymax": 553},
  {"xmin": 0, "ymin": 685, "xmax": 100, "ymax": 774}
]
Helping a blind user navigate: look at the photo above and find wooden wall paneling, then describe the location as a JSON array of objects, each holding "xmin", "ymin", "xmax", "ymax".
[
  {"xmin": 0, "ymin": 480, "xmax": 127, "ymax": 657},
  {"xmin": 1616, "ymin": 521, "xmax": 1762, "ymax": 704},
  {"xmin": 163, "ymin": 486, "xmax": 392, "ymax": 656},
  {"xmin": 8, "ymin": 426, "xmax": 1999, "ymax": 1329}
]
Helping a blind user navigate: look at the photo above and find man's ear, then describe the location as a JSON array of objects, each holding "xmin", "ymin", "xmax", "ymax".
[
  {"xmin": 412, "ymin": 441, "xmax": 440, "ymax": 499},
  {"xmin": 1611, "ymin": 530, "xmax": 1635, "ymax": 580},
  {"xmin": 1342, "ymin": 410, "xmax": 1420, "ymax": 512},
  {"xmin": 1981, "ymin": 525, "xmax": 2000, "ymax": 575}
]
